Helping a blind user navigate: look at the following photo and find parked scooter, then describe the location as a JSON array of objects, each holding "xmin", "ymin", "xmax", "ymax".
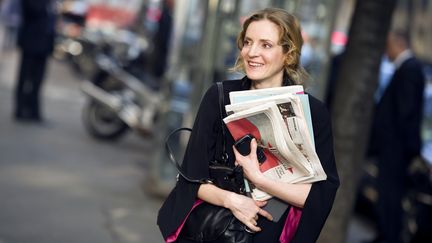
[
  {"xmin": 53, "ymin": 1, "xmax": 97, "ymax": 77},
  {"xmin": 80, "ymin": 30, "xmax": 167, "ymax": 140}
]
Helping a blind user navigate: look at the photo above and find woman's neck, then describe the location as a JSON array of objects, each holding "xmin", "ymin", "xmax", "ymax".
[{"xmin": 250, "ymin": 79, "xmax": 283, "ymax": 90}]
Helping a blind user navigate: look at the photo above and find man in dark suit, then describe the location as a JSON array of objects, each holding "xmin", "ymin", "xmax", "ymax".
[
  {"xmin": 14, "ymin": 0, "xmax": 56, "ymax": 121},
  {"xmin": 368, "ymin": 30, "xmax": 426, "ymax": 243}
]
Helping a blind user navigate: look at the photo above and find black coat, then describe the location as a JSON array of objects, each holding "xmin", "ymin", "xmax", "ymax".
[
  {"xmin": 369, "ymin": 57, "xmax": 425, "ymax": 175},
  {"xmin": 157, "ymin": 77, "xmax": 340, "ymax": 243},
  {"xmin": 18, "ymin": 0, "xmax": 56, "ymax": 56}
]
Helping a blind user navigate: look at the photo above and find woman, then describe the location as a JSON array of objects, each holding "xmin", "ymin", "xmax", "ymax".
[{"xmin": 158, "ymin": 8, "xmax": 339, "ymax": 243}]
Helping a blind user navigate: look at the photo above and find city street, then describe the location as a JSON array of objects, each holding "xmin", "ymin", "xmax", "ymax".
[
  {"xmin": 1, "ymin": 0, "xmax": 430, "ymax": 242},
  {"xmin": 0, "ymin": 49, "xmax": 164, "ymax": 243}
]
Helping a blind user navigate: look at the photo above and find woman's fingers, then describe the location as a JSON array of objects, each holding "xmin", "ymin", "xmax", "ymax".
[
  {"xmin": 232, "ymin": 145, "xmax": 244, "ymax": 164},
  {"xmin": 254, "ymin": 200, "xmax": 267, "ymax": 207},
  {"xmin": 232, "ymin": 140, "xmax": 259, "ymax": 167},
  {"xmin": 245, "ymin": 221, "xmax": 261, "ymax": 232},
  {"xmin": 236, "ymin": 211, "xmax": 261, "ymax": 232},
  {"xmin": 230, "ymin": 195, "xmax": 264, "ymax": 232},
  {"xmin": 258, "ymin": 208, "xmax": 273, "ymax": 221},
  {"xmin": 250, "ymin": 138, "xmax": 258, "ymax": 160}
]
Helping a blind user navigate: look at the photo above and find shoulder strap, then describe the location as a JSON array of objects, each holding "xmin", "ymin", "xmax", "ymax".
[
  {"xmin": 165, "ymin": 127, "xmax": 212, "ymax": 184},
  {"xmin": 165, "ymin": 82, "xmax": 228, "ymax": 184},
  {"xmin": 216, "ymin": 82, "xmax": 229, "ymax": 164}
]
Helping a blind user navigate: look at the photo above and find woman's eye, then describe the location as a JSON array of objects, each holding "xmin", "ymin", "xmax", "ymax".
[
  {"xmin": 244, "ymin": 40, "xmax": 251, "ymax": 46},
  {"xmin": 263, "ymin": 43, "xmax": 272, "ymax": 48}
]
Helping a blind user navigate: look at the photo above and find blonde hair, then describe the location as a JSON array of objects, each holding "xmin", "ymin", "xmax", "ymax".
[{"xmin": 232, "ymin": 8, "xmax": 308, "ymax": 85}]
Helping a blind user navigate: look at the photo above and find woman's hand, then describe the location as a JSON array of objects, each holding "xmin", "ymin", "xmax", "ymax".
[
  {"xmin": 225, "ymin": 192, "xmax": 273, "ymax": 232},
  {"xmin": 233, "ymin": 138, "xmax": 266, "ymax": 185},
  {"xmin": 232, "ymin": 138, "xmax": 312, "ymax": 208}
]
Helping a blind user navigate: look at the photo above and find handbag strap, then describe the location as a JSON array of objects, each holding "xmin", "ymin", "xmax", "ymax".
[
  {"xmin": 217, "ymin": 82, "xmax": 229, "ymax": 164},
  {"xmin": 165, "ymin": 82, "xmax": 227, "ymax": 184},
  {"xmin": 165, "ymin": 127, "xmax": 207, "ymax": 183}
]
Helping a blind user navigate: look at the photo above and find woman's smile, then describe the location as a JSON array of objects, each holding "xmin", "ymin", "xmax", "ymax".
[{"xmin": 241, "ymin": 19, "xmax": 285, "ymax": 88}]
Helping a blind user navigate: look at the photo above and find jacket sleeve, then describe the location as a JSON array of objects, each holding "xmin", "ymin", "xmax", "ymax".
[
  {"xmin": 157, "ymin": 84, "xmax": 220, "ymax": 240},
  {"xmin": 394, "ymin": 60, "xmax": 425, "ymax": 158},
  {"xmin": 291, "ymin": 96, "xmax": 340, "ymax": 243}
]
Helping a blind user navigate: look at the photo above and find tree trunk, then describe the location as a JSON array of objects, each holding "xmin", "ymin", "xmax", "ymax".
[{"xmin": 318, "ymin": 1, "xmax": 397, "ymax": 243}]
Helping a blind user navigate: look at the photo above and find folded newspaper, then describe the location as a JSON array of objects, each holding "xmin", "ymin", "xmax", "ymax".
[{"xmin": 224, "ymin": 86, "xmax": 327, "ymax": 201}]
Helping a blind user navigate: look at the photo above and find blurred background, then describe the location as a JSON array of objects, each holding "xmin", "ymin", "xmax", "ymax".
[{"xmin": 0, "ymin": 0, "xmax": 431, "ymax": 242}]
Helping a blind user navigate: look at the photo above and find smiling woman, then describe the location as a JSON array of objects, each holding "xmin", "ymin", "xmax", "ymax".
[
  {"xmin": 239, "ymin": 20, "xmax": 286, "ymax": 89},
  {"xmin": 233, "ymin": 8, "xmax": 308, "ymax": 89},
  {"xmin": 157, "ymin": 8, "xmax": 339, "ymax": 243}
]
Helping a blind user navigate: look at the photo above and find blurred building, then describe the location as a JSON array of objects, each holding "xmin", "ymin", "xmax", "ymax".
[{"xmin": 166, "ymin": 0, "xmax": 339, "ymax": 102}]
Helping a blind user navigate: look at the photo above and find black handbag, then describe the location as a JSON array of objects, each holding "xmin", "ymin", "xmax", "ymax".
[{"xmin": 165, "ymin": 82, "xmax": 253, "ymax": 243}]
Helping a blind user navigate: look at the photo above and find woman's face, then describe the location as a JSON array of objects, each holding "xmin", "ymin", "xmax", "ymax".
[{"xmin": 241, "ymin": 19, "xmax": 285, "ymax": 87}]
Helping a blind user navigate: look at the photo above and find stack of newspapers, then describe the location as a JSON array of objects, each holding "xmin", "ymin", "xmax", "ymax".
[{"xmin": 224, "ymin": 85, "xmax": 327, "ymax": 201}]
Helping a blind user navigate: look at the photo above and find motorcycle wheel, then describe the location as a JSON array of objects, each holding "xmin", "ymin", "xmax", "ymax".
[{"xmin": 82, "ymin": 100, "xmax": 129, "ymax": 140}]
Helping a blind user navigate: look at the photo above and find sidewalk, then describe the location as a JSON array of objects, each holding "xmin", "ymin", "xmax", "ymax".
[{"xmin": 0, "ymin": 49, "xmax": 165, "ymax": 243}]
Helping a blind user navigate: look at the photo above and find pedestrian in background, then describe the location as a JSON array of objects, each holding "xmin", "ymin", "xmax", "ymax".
[
  {"xmin": 14, "ymin": 0, "xmax": 56, "ymax": 122},
  {"xmin": 367, "ymin": 29, "xmax": 426, "ymax": 243}
]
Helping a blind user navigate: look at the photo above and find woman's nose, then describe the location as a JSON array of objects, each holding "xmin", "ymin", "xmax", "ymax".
[{"xmin": 247, "ymin": 44, "xmax": 259, "ymax": 57}]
